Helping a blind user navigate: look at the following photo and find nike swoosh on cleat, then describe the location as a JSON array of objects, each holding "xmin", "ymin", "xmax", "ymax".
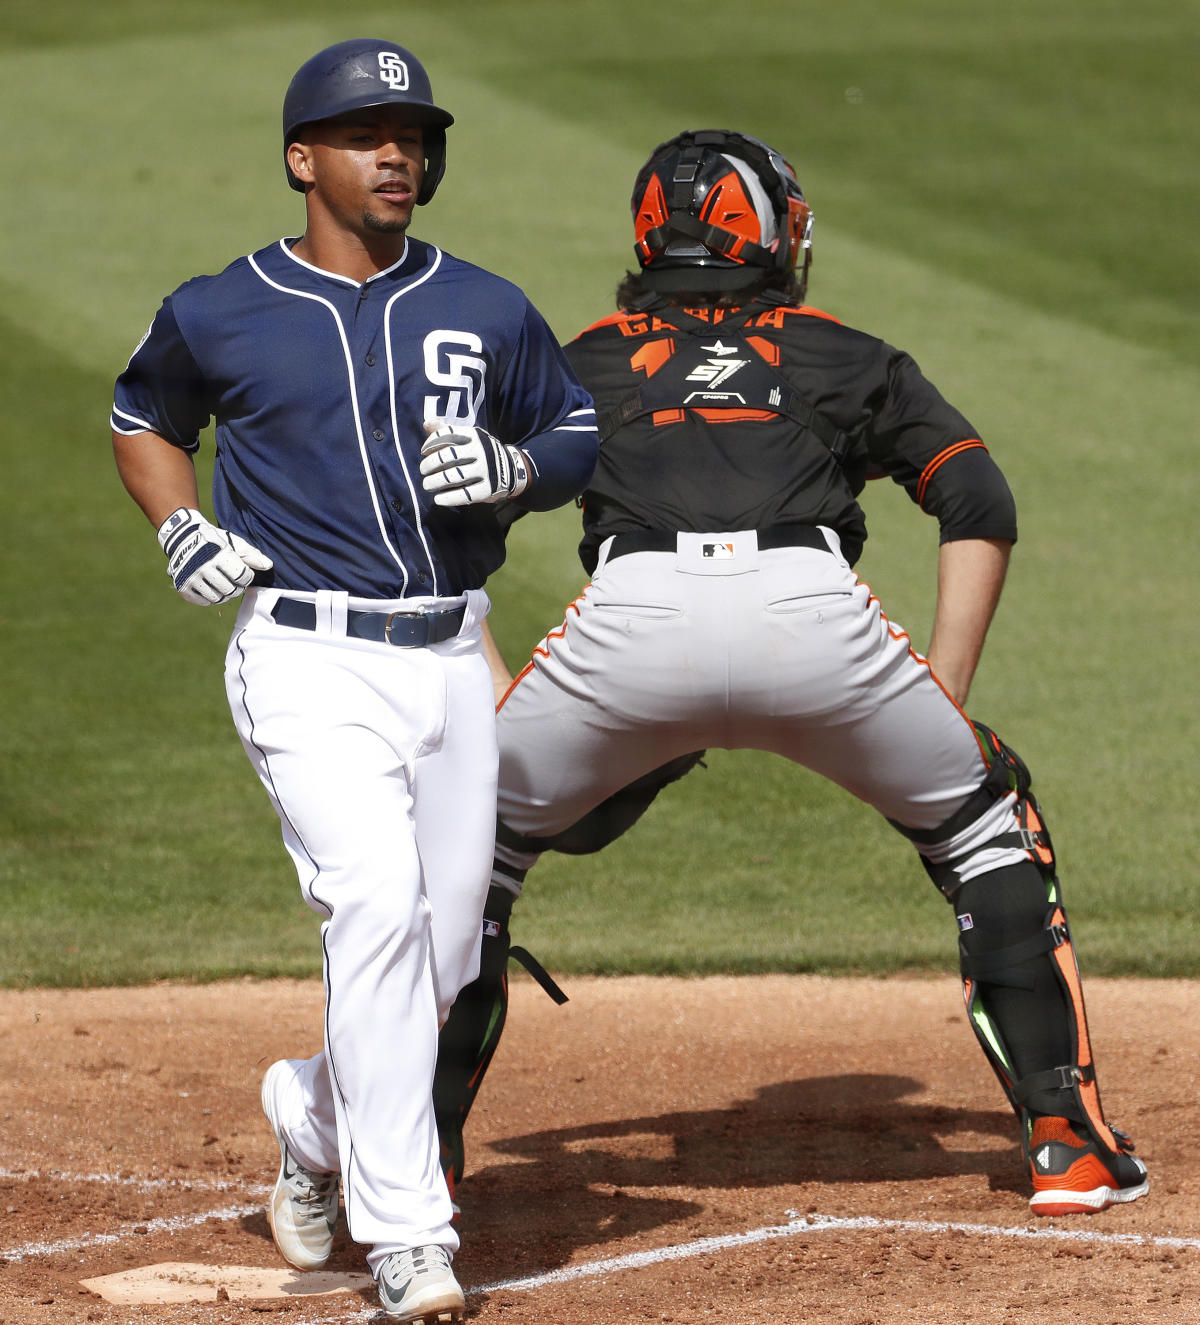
[{"xmin": 380, "ymin": 1277, "xmax": 413, "ymax": 1305}]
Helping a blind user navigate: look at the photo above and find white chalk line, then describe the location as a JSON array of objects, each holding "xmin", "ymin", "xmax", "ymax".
[
  {"xmin": 469, "ymin": 1211, "xmax": 1200, "ymax": 1296},
  {"xmin": 0, "ymin": 1165, "xmax": 268, "ymax": 1197},
  {"xmin": 8, "ymin": 1177, "xmax": 1194, "ymax": 1314},
  {"xmin": 276, "ymin": 1211, "xmax": 1200, "ymax": 1325},
  {"xmin": 2, "ymin": 1203, "xmax": 264, "ymax": 1263}
]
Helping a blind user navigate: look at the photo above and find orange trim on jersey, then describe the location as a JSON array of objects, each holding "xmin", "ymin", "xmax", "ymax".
[{"xmin": 916, "ymin": 439, "xmax": 987, "ymax": 507}]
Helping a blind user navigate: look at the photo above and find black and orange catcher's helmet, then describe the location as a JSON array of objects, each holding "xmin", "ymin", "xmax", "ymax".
[{"xmin": 631, "ymin": 129, "xmax": 813, "ymax": 295}]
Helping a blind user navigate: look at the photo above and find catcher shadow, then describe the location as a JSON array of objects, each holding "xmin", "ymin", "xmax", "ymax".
[{"xmin": 454, "ymin": 1072, "xmax": 1021, "ymax": 1280}]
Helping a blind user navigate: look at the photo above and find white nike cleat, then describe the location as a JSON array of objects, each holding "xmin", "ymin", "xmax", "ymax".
[
  {"xmin": 260, "ymin": 1059, "xmax": 340, "ymax": 1270},
  {"xmin": 376, "ymin": 1245, "xmax": 465, "ymax": 1322}
]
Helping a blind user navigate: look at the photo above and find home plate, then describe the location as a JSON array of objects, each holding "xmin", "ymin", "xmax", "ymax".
[{"xmin": 80, "ymin": 1261, "xmax": 372, "ymax": 1304}]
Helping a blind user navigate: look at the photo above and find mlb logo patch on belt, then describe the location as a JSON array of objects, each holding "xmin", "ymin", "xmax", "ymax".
[{"xmin": 702, "ymin": 541, "xmax": 736, "ymax": 559}]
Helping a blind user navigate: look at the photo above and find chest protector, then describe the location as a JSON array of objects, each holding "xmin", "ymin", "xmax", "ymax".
[{"xmin": 597, "ymin": 299, "xmax": 849, "ymax": 464}]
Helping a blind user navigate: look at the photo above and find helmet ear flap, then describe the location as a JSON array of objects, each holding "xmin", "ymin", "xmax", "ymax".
[{"xmin": 416, "ymin": 127, "xmax": 447, "ymax": 206}]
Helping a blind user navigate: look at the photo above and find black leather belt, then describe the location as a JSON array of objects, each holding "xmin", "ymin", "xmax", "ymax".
[
  {"xmin": 270, "ymin": 597, "xmax": 467, "ymax": 648},
  {"xmin": 607, "ymin": 523, "xmax": 829, "ymax": 561}
]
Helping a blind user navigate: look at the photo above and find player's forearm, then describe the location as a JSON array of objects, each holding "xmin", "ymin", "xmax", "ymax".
[
  {"xmin": 112, "ymin": 430, "xmax": 200, "ymax": 528},
  {"xmin": 926, "ymin": 537, "xmax": 1011, "ymax": 707}
]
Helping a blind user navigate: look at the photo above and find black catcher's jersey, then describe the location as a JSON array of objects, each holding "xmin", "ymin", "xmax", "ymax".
[{"xmin": 564, "ymin": 300, "xmax": 1017, "ymax": 572}]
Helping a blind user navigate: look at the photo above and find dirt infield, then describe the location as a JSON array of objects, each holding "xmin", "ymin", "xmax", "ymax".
[{"xmin": 1, "ymin": 976, "xmax": 1196, "ymax": 1323}]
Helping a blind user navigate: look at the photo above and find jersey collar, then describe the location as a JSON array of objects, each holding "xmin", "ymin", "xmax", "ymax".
[{"xmin": 274, "ymin": 236, "xmax": 423, "ymax": 288}]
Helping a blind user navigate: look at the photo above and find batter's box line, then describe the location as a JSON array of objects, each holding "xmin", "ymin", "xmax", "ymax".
[
  {"xmin": 8, "ymin": 1204, "xmax": 1193, "ymax": 1297},
  {"xmin": 1, "ymin": 1203, "xmax": 263, "ymax": 1263},
  {"xmin": 468, "ymin": 1212, "xmax": 1200, "ymax": 1296},
  {"xmin": 280, "ymin": 1212, "xmax": 1200, "ymax": 1325},
  {"xmin": 0, "ymin": 1165, "xmax": 268, "ymax": 1197}
]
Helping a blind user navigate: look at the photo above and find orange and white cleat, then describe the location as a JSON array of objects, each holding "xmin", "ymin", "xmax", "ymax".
[{"xmin": 1028, "ymin": 1115, "xmax": 1149, "ymax": 1216}]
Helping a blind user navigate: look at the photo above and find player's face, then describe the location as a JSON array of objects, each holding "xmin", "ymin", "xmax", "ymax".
[{"xmin": 293, "ymin": 109, "xmax": 426, "ymax": 237}]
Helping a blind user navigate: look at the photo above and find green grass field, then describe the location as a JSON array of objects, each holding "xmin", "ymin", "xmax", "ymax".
[{"xmin": 1, "ymin": 1, "xmax": 1196, "ymax": 986}]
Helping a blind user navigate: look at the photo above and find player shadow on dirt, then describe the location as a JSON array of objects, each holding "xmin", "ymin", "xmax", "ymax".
[{"xmin": 453, "ymin": 1072, "xmax": 1022, "ymax": 1285}]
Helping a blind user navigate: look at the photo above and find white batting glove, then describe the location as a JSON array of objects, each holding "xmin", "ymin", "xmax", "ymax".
[
  {"xmin": 419, "ymin": 424, "xmax": 532, "ymax": 507},
  {"xmin": 156, "ymin": 507, "xmax": 274, "ymax": 606}
]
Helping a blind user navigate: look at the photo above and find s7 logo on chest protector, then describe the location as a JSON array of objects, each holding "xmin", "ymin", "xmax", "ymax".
[
  {"xmin": 423, "ymin": 331, "xmax": 487, "ymax": 426},
  {"xmin": 686, "ymin": 340, "xmax": 750, "ymax": 389}
]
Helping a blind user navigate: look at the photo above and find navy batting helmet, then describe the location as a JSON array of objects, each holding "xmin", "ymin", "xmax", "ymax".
[
  {"xmin": 282, "ymin": 39, "xmax": 454, "ymax": 204},
  {"xmin": 631, "ymin": 129, "xmax": 813, "ymax": 295}
]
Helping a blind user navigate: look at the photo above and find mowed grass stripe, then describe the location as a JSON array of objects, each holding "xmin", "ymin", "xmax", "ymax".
[{"xmin": 1, "ymin": 1, "xmax": 1194, "ymax": 984}]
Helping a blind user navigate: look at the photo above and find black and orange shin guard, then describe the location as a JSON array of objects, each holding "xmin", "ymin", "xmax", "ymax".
[
  {"xmin": 916, "ymin": 724, "xmax": 1128, "ymax": 1158},
  {"xmin": 433, "ymin": 884, "xmax": 516, "ymax": 1187},
  {"xmin": 433, "ymin": 881, "xmax": 568, "ymax": 1187},
  {"xmin": 955, "ymin": 861, "xmax": 1125, "ymax": 1157}
]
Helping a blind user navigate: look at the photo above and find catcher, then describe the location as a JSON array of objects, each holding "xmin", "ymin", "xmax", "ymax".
[{"xmin": 434, "ymin": 129, "xmax": 1149, "ymax": 1219}]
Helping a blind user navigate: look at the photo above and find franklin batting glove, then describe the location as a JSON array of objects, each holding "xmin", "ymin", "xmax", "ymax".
[
  {"xmin": 156, "ymin": 507, "xmax": 274, "ymax": 606},
  {"xmin": 419, "ymin": 424, "xmax": 532, "ymax": 507}
]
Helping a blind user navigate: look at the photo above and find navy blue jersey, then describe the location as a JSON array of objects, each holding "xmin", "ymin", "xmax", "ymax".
[{"xmin": 112, "ymin": 237, "xmax": 598, "ymax": 597}]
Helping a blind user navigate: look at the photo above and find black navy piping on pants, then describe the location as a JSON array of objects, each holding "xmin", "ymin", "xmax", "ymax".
[
  {"xmin": 231, "ymin": 625, "xmax": 330, "ymax": 916},
  {"xmin": 319, "ymin": 922, "xmax": 359, "ymax": 1232},
  {"xmin": 234, "ymin": 620, "xmax": 358, "ymax": 1226}
]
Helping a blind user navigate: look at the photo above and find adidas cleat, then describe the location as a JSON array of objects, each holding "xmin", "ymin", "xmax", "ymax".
[{"xmin": 1028, "ymin": 1115, "xmax": 1149, "ymax": 1216}]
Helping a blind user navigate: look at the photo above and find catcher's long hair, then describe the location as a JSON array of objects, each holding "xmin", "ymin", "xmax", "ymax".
[{"xmin": 615, "ymin": 265, "xmax": 806, "ymax": 311}]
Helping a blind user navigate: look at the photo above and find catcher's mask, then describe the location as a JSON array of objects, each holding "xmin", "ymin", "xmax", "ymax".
[
  {"xmin": 631, "ymin": 129, "xmax": 812, "ymax": 295},
  {"xmin": 282, "ymin": 38, "xmax": 453, "ymax": 205}
]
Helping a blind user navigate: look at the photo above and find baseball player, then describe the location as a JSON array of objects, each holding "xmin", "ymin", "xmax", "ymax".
[
  {"xmin": 434, "ymin": 129, "xmax": 1149, "ymax": 1220},
  {"xmin": 109, "ymin": 39, "xmax": 597, "ymax": 1323}
]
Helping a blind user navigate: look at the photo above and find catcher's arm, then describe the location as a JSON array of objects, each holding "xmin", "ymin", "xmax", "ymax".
[
  {"xmin": 926, "ymin": 536, "xmax": 1011, "ymax": 707},
  {"xmin": 480, "ymin": 621, "xmax": 514, "ymax": 708}
]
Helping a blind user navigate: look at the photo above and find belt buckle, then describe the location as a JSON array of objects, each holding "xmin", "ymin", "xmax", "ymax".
[{"xmin": 383, "ymin": 607, "xmax": 424, "ymax": 646}]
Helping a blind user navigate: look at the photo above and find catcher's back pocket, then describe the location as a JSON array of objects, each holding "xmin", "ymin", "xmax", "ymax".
[{"xmin": 765, "ymin": 590, "xmax": 853, "ymax": 616}]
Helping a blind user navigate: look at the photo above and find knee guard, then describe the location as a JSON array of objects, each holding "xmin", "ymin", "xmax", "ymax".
[
  {"xmin": 496, "ymin": 751, "xmax": 707, "ymax": 857},
  {"xmin": 432, "ymin": 880, "xmax": 567, "ymax": 1187},
  {"xmin": 896, "ymin": 723, "xmax": 1126, "ymax": 1158}
]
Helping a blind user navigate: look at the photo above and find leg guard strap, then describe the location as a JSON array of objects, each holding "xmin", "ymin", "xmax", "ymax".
[
  {"xmin": 958, "ymin": 920, "xmax": 1070, "ymax": 984},
  {"xmin": 509, "ymin": 944, "xmax": 569, "ymax": 1005},
  {"xmin": 1013, "ymin": 1062, "xmax": 1095, "ymax": 1107}
]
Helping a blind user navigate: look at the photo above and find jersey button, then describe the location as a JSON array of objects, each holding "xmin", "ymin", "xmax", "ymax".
[
  {"xmin": 391, "ymin": 498, "xmax": 404, "ymax": 513},
  {"xmin": 365, "ymin": 354, "xmax": 376, "ymax": 366},
  {"xmin": 416, "ymin": 570, "xmax": 429, "ymax": 585},
  {"xmin": 372, "ymin": 428, "xmax": 385, "ymax": 441}
]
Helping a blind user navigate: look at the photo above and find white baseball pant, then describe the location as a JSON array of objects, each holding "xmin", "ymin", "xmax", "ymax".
[
  {"xmin": 226, "ymin": 587, "xmax": 496, "ymax": 1272},
  {"xmin": 495, "ymin": 529, "xmax": 1026, "ymax": 879}
]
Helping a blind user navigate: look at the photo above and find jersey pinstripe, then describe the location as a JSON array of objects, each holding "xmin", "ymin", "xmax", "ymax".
[{"xmin": 113, "ymin": 236, "xmax": 597, "ymax": 597}]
